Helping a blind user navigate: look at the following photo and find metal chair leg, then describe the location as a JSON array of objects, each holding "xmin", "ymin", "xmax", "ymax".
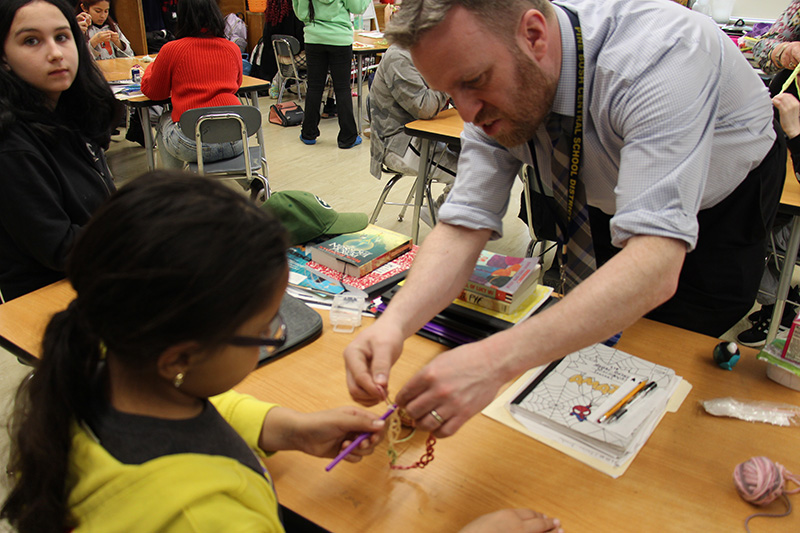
[
  {"xmin": 397, "ymin": 184, "xmax": 416, "ymax": 221},
  {"xmin": 370, "ymin": 173, "xmax": 405, "ymax": 223},
  {"xmin": 425, "ymin": 177, "xmax": 437, "ymax": 226}
]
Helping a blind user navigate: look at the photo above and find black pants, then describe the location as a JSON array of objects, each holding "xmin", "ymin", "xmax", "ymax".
[
  {"xmin": 302, "ymin": 43, "xmax": 358, "ymax": 147},
  {"xmin": 590, "ymin": 129, "xmax": 787, "ymax": 337}
]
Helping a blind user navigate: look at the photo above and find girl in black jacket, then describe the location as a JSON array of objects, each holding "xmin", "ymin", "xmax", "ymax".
[{"xmin": 0, "ymin": 0, "xmax": 122, "ymax": 302}]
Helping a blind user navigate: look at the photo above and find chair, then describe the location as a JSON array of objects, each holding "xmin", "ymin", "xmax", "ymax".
[
  {"xmin": 355, "ymin": 2, "xmax": 379, "ymax": 31},
  {"xmin": 179, "ymin": 105, "xmax": 270, "ymax": 200},
  {"xmin": 369, "ymin": 157, "xmax": 439, "ymax": 226},
  {"xmin": 370, "ymin": 167, "xmax": 431, "ymax": 224},
  {"xmin": 272, "ymin": 35, "xmax": 307, "ymax": 104}
]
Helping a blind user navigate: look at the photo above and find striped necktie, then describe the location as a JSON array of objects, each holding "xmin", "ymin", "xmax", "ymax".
[{"xmin": 545, "ymin": 112, "xmax": 596, "ymax": 291}]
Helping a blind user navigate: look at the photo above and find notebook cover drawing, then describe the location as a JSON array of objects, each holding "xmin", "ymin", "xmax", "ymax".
[{"xmin": 507, "ymin": 344, "xmax": 677, "ymax": 454}]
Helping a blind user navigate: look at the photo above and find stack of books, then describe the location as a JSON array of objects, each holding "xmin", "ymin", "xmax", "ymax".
[
  {"xmin": 310, "ymin": 225, "xmax": 412, "ymax": 278},
  {"xmin": 287, "ymin": 226, "xmax": 416, "ymax": 302},
  {"xmin": 506, "ymin": 343, "xmax": 682, "ymax": 468},
  {"xmin": 457, "ymin": 251, "xmax": 540, "ymax": 314},
  {"xmin": 379, "ymin": 280, "xmax": 553, "ymax": 348},
  {"xmin": 376, "ymin": 249, "xmax": 553, "ymax": 347},
  {"xmin": 306, "ymin": 245, "xmax": 418, "ymax": 295}
]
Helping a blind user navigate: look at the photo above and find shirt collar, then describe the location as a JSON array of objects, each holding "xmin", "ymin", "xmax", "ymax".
[{"xmin": 552, "ymin": 4, "xmax": 577, "ymax": 118}]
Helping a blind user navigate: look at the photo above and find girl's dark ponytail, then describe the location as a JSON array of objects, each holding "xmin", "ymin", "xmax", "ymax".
[
  {"xmin": 308, "ymin": 0, "xmax": 316, "ymax": 22},
  {"xmin": 2, "ymin": 301, "xmax": 102, "ymax": 532}
]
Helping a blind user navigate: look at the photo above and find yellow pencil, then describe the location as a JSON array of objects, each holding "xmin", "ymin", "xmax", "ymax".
[{"xmin": 598, "ymin": 380, "xmax": 647, "ymax": 423}]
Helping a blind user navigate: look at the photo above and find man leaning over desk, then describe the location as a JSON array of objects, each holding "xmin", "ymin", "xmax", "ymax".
[{"xmin": 343, "ymin": 0, "xmax": 787, "ymax": 437}]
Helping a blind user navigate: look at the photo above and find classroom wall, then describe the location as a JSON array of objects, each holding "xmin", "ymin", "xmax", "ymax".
[{"xmin": 733, "ymin": 0, "xmax": 788, "ymax": 21}]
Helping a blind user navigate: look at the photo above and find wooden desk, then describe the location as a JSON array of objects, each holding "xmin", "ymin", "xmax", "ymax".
[
  {"xmin": 352, "ymin": 32, "xmax": 389, "ymax": 134},
  {"xmin": 2, "ymin": 280, "xmax": 799, "ymax": 532},
  {"xmin": 767, "ymin": 156, "xmax": 800, "ymax": 343},
  {"xmin": 404, "ymin": 108, "xmax": 464, "ymax": 243},
  {"xmin": 96, "ymin": 57, "xmax": 271, "ymax": 172}
]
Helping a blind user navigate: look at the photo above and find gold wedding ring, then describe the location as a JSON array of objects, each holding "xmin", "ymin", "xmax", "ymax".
[{"xmin": 430, "ymin": 409, "xmax": 445, "ymax": 425}]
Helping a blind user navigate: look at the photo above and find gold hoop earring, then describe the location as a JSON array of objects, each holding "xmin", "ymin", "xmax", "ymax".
[{"xmin": 173, "ymin": 372, "xmax": 185, "ymax": 388}]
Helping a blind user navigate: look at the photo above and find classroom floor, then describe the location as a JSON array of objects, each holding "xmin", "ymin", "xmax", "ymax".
[{"xmin": 0, "ymin": 89, "xmax": 774, "ymax": 530}]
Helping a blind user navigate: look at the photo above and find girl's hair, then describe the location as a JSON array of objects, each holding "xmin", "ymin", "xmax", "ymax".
[
  {"xmin": 175, "ymin": 0, "xmax": 225, "ymax": 39},
  {"xmin": 307, "ymin": 0, "xmax": 316, "ymax": 23},
  {"xmin": 0, "ymin": 172, "xmax": 290, "ymax": 532},
  {"xmin": 266, "ymin": 0, "xmax": 293, "ymax": 26},
  {"xmin": 0, "ymin": 0, "xmax": 122, "ymax": 148},
  {"xmin": 75, "ymin": 0, "xmax": 119, "ymax": 33}
]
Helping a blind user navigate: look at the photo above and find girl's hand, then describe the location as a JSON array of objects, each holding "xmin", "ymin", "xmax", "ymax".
[
  {"xmin": 89, "ymin": 30, "xmax": 114, "ymax": 48},
  {"xmin": 76, "ymin": 13, "xmax": 91, "ymax": 34},
  {"xmin": 259, "ymin": 406, "xmax": 385, "ymax": 462},
  {"xmin": 110, "ymin": 32, "xmax": 123, "ymax": 49},
  {"xmin": 460, "ymin": 509, "xmax": 563, "ymax": 533},
  {"xmin": 774, "ymin": 93, "xmax": 800, "ymax": 139}
]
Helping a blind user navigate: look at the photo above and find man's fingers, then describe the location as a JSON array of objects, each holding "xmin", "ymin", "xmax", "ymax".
[
  {"xmin": 344, "ymin": 348, "xmax": 382, "ymax": 406},
  {"xmin": 394, "ymin": 367, "xmax": 432, "ymax": 408}
]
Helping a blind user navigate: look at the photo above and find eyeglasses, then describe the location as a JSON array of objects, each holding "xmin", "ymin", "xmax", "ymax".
[{"xmin": 228, "ymin": 314, "xmax": 287, "ymax": 354}]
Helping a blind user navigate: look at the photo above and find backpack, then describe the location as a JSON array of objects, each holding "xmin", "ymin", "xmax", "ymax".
[
  {"xmin": 249, "ymin": 37, "xmax": 267, "ymax": 80},
  {"xmin": 224, "ymin": 13, "xmax": 248, "ymax": 53}
]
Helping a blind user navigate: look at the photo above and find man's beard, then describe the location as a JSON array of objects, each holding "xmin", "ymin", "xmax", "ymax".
[{"xmin": 475, "ymin": 53, "xmax": 556, "ymax": 147}]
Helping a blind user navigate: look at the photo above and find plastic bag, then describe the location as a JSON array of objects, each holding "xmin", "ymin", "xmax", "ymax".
[{"xmin": 702, "ymin": 397, "xmax": 800, "ymax": 427}]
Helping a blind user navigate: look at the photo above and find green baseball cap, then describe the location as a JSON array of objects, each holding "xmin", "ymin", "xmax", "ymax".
[{"xmin": 263, "ymin": 191, "xmax": 369, "ymax": 245}]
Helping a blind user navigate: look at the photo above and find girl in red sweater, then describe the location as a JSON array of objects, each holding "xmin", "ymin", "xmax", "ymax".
[{"xmin": 141, "ymin": 0, "xmax": 243, "ymax": 169}]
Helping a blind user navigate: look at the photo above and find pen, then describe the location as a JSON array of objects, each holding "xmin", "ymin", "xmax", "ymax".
[
  {"xmin": 325, "ymin": 404, "xmax": 397, "ymax": 471},
  {"xmin": 609, "ymin": 382, "xmax": 658, "ymax": 422},
  {"xmin": 598, "ymin": 380, "xmax": 647, "ymax": 423}
]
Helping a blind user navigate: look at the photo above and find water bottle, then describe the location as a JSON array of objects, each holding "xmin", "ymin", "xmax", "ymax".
[
  {"xmin": 692, "ymin": 0, "xmax": 712, "ymax": 16},
  {"xmin": 354, "ymin": 14, "xmax": 363, "ymax": 30}
]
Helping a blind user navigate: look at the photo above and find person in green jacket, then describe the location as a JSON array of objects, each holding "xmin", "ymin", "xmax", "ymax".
[
  {"xmin": 293, "ymin": 0, "xmax": 370, "ymax": 148},
  {"xmin": 0, "ymin": 172, "xmax": 385, "ymax": 532}
]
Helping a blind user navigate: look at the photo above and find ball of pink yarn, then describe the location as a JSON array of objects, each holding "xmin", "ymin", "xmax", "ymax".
[{"xmin": 734, "ymin": 457, "xmax": 787, "ymax": 505}]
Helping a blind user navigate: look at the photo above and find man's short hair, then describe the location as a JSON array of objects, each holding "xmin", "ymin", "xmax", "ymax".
[{"xmin": 386, "ymin": 0, "xmax": 554, "ymax": 49}]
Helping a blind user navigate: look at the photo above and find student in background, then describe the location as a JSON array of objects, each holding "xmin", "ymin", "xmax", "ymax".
[
  {"xmin": 737, "ymin": 76, "xmax": 800, "ymax": 347},
  {"xmin": 292, "ymin": 0, "xmax": 369, "ymax": 148},
  {"xmin": 368, "ymin": 43, "xmax": 458, "ymax": 217},
  {"xmin": 752, "ymin": 0, "xmax": 800, "ymax": 75},
  {"xmin": 0, "ymin": 0, "xmax": 121, "ymax": 303},
  {"xmin": 75, "ymin": 0, "xmax": 133, "ymax": 59},
  {"xmin": 0, "ymin": 173, "xmax": 386, "ymax": 532},
  {"xmin": 260, "ymin": 0, "xmax": 305, "ymax": 96},
  {"xmin": 141, "ymin": 0, "xmax": 244, "ymax": 170}
]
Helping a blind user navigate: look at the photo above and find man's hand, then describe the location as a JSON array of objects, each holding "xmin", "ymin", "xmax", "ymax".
[
  {"xmin": 460, "ymin": 509, "xmax": 563, "ymax": 533},
  {"xmin": 395, "ymin": 339, "xmax": 508, "ymax": 437},
  {"xmin": 774, "ymin": 93, "xmax": 800, "ymax": 139},
  {"xmin": 344, "ymin": 223, "xmax": 490, "ymax": 407},
  {"xmin": 344, "ymin": 319, "xmax": 405, "ymax": 405},
  {"xmin": 394, "ymin": 235, "xmax": 685, "ymax": 439}
]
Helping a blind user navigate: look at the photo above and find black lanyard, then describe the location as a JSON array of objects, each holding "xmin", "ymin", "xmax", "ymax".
[{"xmin": 527, "ymin": 5, "xmax": 584, "ymax": 292}]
